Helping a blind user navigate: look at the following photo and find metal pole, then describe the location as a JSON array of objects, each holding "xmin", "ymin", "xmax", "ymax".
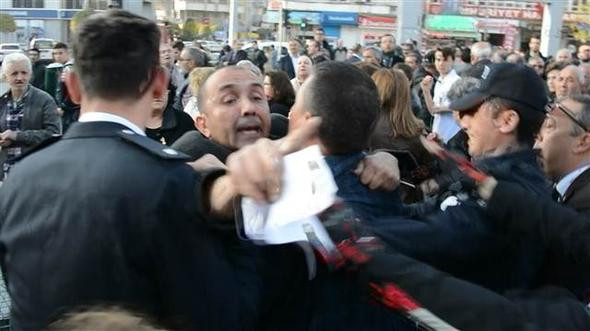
[
  {"xmin": 278, "ymin": 1, "xmax": 284, "ymax": 44},
  {"xmin": 228, "ymin": 0, "xmax": 238, "ymax": 45},
  {"xmin": 540, "ymin": 0, "xmax": 566, "ymax": 57}
]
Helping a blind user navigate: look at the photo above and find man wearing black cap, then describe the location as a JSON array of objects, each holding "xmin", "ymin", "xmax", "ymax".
[{"xmin": 371, "ymin": 63, "xmax": 551, "ymax": 293}]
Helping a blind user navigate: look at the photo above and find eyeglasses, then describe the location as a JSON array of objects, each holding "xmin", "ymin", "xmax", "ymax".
[{"xmin": 545, "ymin": 102, "xmax": 589, "ymax": 132}]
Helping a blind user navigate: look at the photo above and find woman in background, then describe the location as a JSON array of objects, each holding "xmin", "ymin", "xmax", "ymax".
[
  {"xmin": 263, "ymin": 70, "xmax": 295, "ymax": 117},
  {"xmin": 290, "ymin": 55, "xmax": 312, "ymax": 93},
  {"xmin": 370, "ymin": 68, "xmax": 434, "ymax": 202}
]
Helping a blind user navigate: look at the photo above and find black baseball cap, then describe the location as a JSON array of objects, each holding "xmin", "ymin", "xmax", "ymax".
[{"xmin": 450, "ymin": 63, "xmax": 548, "ymax": 115}]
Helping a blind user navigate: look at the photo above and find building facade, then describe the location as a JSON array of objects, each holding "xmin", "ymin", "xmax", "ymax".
[
  {"xmin": 263, "ymin": 0, "xmax": 399, "ymax": 47},
  {"xmin": 0, "ymin": 0, "xmax": 154, "ymax": 45},
  {"xmin": 423, "ymin": 0, "xmax": 590, "ymax": 50}
]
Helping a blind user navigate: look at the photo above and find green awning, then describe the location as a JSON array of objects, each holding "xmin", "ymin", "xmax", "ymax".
[{"xmin": 425, "ymin": 15, "xmax": 477, "ymax": 33}]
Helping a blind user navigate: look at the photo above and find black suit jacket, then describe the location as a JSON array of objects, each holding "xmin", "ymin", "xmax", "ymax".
[
  {"xmin": 0, "ymin": 121, "xmax": 239, "ymax": 330},
  {"xmin": 278, "ymin": 55, "xmax": 296, "ymax": 80},
  {"xmin": 563, "ymin": 167, "xmax": 590, "ymax": 215}
]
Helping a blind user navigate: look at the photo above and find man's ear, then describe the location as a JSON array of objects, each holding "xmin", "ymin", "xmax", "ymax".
[
  {"xmin": 64, "ymin": 71, "xmax": 82, "ymax": 105},
  {"xmin": 497, "ymin": 109, "xmax": 519, "ymax": 134},
  {"xmin": 195, "ymin": 113, "xmax": 211, "ymax": 138},
  {"xmin": 151, "ymin": 66, "xmax": 169, "ymax": 100},
  {"xmin": 574, "ymin": 132, "xmax": 590, "ymax": 154}
]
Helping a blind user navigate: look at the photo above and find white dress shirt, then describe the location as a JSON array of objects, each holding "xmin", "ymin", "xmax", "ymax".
[
  {"xmin": 289, "ymin": 53, "xmax": 299, "ymax": 72},
  {"xmin": 432, "ymin": 69, "xmax": 461, "ymax": 143},
  {"xmin": 78, "ymin": 112, "xmax": 146, "ymax": 136},
  {"xmin": 556, "ymin": 164, "xmax": 590, "ymax": 199}
]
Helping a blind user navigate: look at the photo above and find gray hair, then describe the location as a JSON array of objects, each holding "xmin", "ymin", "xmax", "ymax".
[
  {"xmin": 470, "ymin": 42, "xmax": 492, "ymax": 60},
  {"xmin": 363, "ymin": 46, "xmax": 382, "ymax": 62},
  {"xmin": 555, "ymin": 48, "xmax": 572, "ymax": 59},
  {"xmin": 236, "ymin": 60, "xmax": 262, "ymax": 78},
  {"xmin": 563, "ymin": 64, "xmax": 586, "ymax": 86},
  {"xmin": 1, "ymin": 52, "xmax": 32, "ymax": 77},
  {"xmin": 567, "ymin": 94, "xmax": 590, "ymax": 136},
  {"xmin": 183, "ymin": 47, "xmax": 207, "ymax": 67},
  {"xmin": 447, "ymin": 77, "xmax": 481, "ymax": 103}
]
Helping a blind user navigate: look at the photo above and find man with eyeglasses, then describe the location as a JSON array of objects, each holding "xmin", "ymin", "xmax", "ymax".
[
  {"xmin": 535, "ymin": 95, "xmax": 590, "ymax": 214},
  {"xmin": 529, "ymin": 95, "xmax": 590, "ymax": 308}
]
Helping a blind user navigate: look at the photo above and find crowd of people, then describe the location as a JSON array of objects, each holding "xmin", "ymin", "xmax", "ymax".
[{"xmin": 0, "ymin": 8, "xmax": 589, "ymax": 330}]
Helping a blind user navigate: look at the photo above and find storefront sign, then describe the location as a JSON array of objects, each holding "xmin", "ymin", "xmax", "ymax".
[
  {"xmin": 287, "ymin": 12, "xmax": 321, "ymax": 25},
  {"xmin": 424, "ymin": 15, "xmax": 477, "ymax": 32},
  {"xmin": 474, "ymin": 18, "xmax": 519, "ymax": 34},
  {"xmin": 357, "ymin": 15, "xmax": 395, "ymax": 29},
  {"xmin": 428, "ymin": 3, "xmax": 544, "ymax": 20},
  {"xmin": 461, "ymin": 7, "xmax": 543, "ymax": 20},
  {"xmin": 267, "ymin": 0, "xmax": 282, "ymax": 11},
  {"xmin": 263, "ymin": 10, "xmax": 280, "ymax": 24},
  {"xmin": 321, "ymin": 12, "xmax": 357, "ymax": 26}
]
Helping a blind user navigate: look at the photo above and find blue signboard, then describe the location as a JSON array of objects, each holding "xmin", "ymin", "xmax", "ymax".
[
  {"xmin": 2, "ymin": 9, "xmax": 58, "ymax": 19},
  {"xmin": 1, "ymin": 9, "xmax": 82, "ymax": 20},
  {"xmin": 287, "ymin": 12, "xmax": 321, "ymax": 25},
  {"xmin": 322, "ymin": 26, "xmax": 340, "ymax": 38},
  {"xmin": 321, "ymin": 12, "xmax": 357, "ymax": 26}
]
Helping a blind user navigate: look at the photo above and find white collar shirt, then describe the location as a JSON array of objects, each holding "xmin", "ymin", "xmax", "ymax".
[
  {"xmin": 432, "ymin": 69, "xmax": 461, "ymax": 143},
  {"xmin": 78, "ymin": 112, "xmax": 146, "ymax": 136},
  {"xmin": 556, "ymin": 164, "xmax": 590, "ymax": 198}
]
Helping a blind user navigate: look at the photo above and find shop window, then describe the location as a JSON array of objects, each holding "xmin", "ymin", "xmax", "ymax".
[
  {"xmin": 85, "ymin": 0, "xmax": 108, "ymax": 10},
  {"xmin": 572, "ymin": 0, "xmax": 589, "ymax": 12},
  {"xmin": 12, "ymin": 0, "xmax": 43, "ymax": 7},
  {"xmin": 64, "ymin": 0, "xmax": 83, "ymax": 9}
]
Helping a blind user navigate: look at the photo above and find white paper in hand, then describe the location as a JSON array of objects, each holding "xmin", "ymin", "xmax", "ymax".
[{"xmin": 241, "ymin": 145, "xmax": 338, "ymax": 244}]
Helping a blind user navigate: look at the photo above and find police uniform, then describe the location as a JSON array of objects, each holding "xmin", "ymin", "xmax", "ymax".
[{"xmin": 0, "ymin": 114, "xmax": 240, "ymax": 330}]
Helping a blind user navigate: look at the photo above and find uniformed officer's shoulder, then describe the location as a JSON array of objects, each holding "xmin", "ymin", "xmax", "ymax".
[
  {"xmin": 16, "ymin": 135, "xmax": 61, "ymax": 161},
  {"xmin": 117, "ymin": 129, "xmax": 190, "ymax": 161}
]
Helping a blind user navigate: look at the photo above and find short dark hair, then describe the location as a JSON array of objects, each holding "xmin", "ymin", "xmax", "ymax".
[
  {"xmin": 545, "ymin": 61, "xmax": 567, "ymax": 75},
  {"xmin": 460, "ymin": 47, "xmax": 471, "ymax": 63},
  {"xmin": 172, "ymin": 40, "xmax": 184, "ymax": 51},
  {"xmin": 265, "ymin": 71, "xmax": 295, "ymax": 107},
  {"xmin": 354, "ymin": 61, "xmax": 380, "ymax": 77},
  {"xmin": 53, "ymin": 42, "xmax": 68, "ymax": 50},
  {"xmin": 393, "ymin": 63, "xmax": 413, "ymax": 82},
  {"xmin": 306, "ymin": 40, "xmax": 320, "ymax": 49},
  {"xmin": 72, "ymin": 9, "xmax": 160, "ymax": 100},
  {"xmin": 436, "ymin": 47, "xmax": 455, "ymax": 61},
  {"xmin": 487, "ymin": 97, "xmax": 545, "ymax": 147},
  {"xmin": 28, "ymin": 48, "xmax": 40, "ymax": 53},
  {"xmin": 183, "ymin": 47, "xmax": 207, "ymax": 67},
  {"xmin": 406, "ymin": 51, "xmax": 422, "ymax": 64},
  {"xmin": 306, "ymin": 62, "xmax": 379, "ymax": 154}
]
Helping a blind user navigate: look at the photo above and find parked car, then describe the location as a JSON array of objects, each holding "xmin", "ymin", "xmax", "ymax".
[
  {"xmin": 0, "ymin": 43, "xmax": 23, "ymax": 63},
  {"xmin": 29, "ymin": 38, "xmax": 56, "ymax": 60}
]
